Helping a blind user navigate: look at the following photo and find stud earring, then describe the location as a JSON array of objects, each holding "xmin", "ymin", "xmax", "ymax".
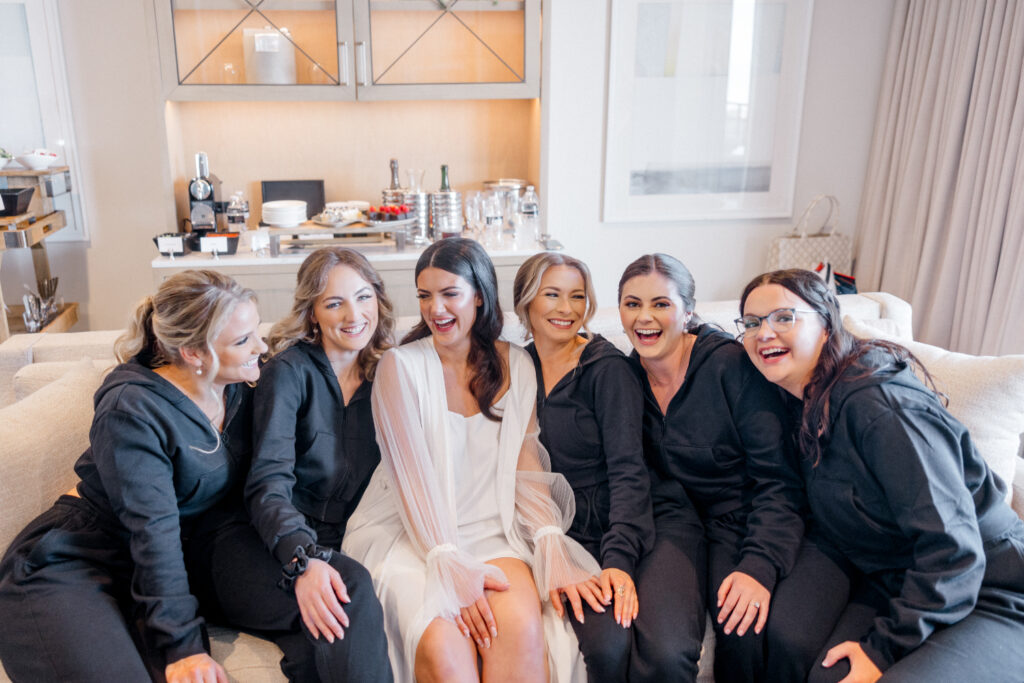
[{"xmin": 195, "ymin": 366, "xmax": 203, "ymax": 376}]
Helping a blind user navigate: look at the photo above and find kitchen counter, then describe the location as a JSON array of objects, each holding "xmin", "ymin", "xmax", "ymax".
[{"xmin": 151, "ymin": 235, "xmax": 542, "ymax": 319}]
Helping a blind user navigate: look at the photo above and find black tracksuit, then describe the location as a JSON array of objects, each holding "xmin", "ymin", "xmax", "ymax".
[
  {"xmin": 800, "ymin": 355, "xmax": 1024, "ymax": 682},
  {"xmin": 628, "ymin": 326, "xmax": 813, "ymax": 683},
  {"xmin": 527, "ymin": 334, "xmax": 654, "ymax": 682},
  {"xmin": 190, "ymin": 341, "xmax": 392, "ymax": 682},
  {"xmin": 0, "ymin": 360, "xmax": 253, "ymax": 681}
]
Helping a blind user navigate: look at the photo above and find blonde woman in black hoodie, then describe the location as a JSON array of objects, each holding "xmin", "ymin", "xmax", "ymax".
[
  {"xmin": 620, "ymin": 254, "xmax": 837, "ymax": 683},
  {"xmin": 0, "ymin": 270, "xmax": 264, "ymax": 683},
  {"xmin": 739, "ymin": 269, "xmax": 1024, "ymax": 683},
  {"xmin": 514, "ymin": 252, "xmax": 655, "ymax": 682}
]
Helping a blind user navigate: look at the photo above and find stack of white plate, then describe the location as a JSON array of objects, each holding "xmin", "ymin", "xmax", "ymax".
[{"xmin": 262, "ymin": 200, "xmax": 307, "ymax": 227}]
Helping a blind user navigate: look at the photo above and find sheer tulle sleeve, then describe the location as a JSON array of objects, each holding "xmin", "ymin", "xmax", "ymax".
[
  {"xmin": 371, "ymin": 349, "xmax": 507, "ymax": 620},
  {"xmin": 513, "ymin": 407, "xmax": 602, "ymax": 599}
]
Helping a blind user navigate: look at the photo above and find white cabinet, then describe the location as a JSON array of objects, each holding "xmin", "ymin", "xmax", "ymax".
[{"xmin": 154, "ymin": 0, "xmax": 540, "ymax": 101}]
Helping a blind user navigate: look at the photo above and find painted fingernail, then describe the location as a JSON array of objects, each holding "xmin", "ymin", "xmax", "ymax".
[
  {"xmin": 490, "ymin": 627, "xmax": 498, "ymax": 638},
  {"xmin": 484, "ymin": 638, "xmax": 491, "ymax": 648}
]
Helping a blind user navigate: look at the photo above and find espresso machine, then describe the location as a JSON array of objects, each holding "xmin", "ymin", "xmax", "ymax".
[{"xmin": 187, "ymin": 152, "xmax": 225, "ymax": 232}]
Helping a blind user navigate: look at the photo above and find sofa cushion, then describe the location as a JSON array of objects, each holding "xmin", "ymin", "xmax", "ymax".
[
  {"xmin": 14, "ymin": 359, "xmax": 115, "ymax": 402},
  {"xmin": 0, "ymin": 359, "xmax": 106, "ymax": 552},
  {"xmin": 207, "ymin": 626, "xmax": 286, "ymax": 682},
  {"xmin": 844, "ymin": 316, "xmax": 1024, "ymax": 501}
]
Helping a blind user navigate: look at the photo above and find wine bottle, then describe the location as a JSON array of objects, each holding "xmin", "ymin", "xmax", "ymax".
[
  {"xmin": 439, "ymin": 164, "xmax": 451, "ymax": 192},
  {"xmin": 389, "ymin": 158, "xmax": 401, "ymax": 190}
]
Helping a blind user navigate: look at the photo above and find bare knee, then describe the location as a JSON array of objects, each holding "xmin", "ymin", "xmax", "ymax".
[
  {"xmin": 495, "ymin": 599, "xmax": 544, "ymax": 651},
  {"xmin": 416, "ymin": 619, "xmax": 477, "ymax": 683}
]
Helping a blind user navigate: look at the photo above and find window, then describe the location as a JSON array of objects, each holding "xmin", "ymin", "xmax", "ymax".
[{"xmin": 0, "ymin": 0, "xmax": 87, "ymax": 240}]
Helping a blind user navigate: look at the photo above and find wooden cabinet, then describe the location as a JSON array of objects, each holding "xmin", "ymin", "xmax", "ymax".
[{"xmin": 154, "ymin": 0, "xmax": 540, "ymax": 101}]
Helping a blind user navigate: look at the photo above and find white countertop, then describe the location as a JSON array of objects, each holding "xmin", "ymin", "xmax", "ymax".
[{"xmin": 151, "ymin": 233, "xmax": 542, "ymax": 268}]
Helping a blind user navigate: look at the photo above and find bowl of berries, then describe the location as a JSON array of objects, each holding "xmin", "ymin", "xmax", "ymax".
[{"xmin": 365, "ymin": 204, "xmax": 416, "ymax": 225}]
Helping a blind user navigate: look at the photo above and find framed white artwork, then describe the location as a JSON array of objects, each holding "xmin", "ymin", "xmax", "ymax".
[{"xmin": 603, "ymin": 0, "xmax": 814, "ymax": 222}]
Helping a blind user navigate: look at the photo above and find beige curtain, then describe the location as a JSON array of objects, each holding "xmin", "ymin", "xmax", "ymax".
[{"xmin": 856, "ymin": 0, "xmax": 1024, "ymax": 355}]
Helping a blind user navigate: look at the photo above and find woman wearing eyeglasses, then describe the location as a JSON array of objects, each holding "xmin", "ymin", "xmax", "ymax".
[
  {"xmin": 738, "ymin": 269, "xmax": 1024, "ymax": 683},
  {"xmin": 619, "ymin": 254, "xmax": 839, "ymax": 683}
]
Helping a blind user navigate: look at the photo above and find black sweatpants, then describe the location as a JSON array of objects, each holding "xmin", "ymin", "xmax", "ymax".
[
  {"xmin": 630, "ymin": 505, "xmax": 850, "ymax": 683},
  {"xmin": 808, "ymin": 535, "xmax": 1024, "ymax": 683},
  {"xmin": 0, "ymin": 497, "xmax": 178, "ymax": 682},
  {"xmin": 564, "ymin": 538, "xmax": 633, "ymax": 683},
  {"xmin": 186, "ymin": 510, "xmax": 393, "ymax": 683}
]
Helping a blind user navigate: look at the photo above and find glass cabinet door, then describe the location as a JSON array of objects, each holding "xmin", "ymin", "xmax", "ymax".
[
  {"xmin": 352, "ymin": 0, "xmax": 539, "ymax": 99},
  {"xmin": 154, "ymin": 0, "xmax": 538, "ymax": 100},
  {"xmin": 157, "ymin": 0, "xmax": 357, "ymax": 100}
]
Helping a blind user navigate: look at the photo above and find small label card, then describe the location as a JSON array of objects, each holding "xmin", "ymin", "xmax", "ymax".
[
  {"xmin": 157, "ymin": 235, "xmax": 184, "ymax": 253},
  {"xmin": 200, "ymin": 235, "xmax": 229, "ymax": 253},
  {"xmin": 249, "ymin": 229, "xmax": 270, "ymax": 253}
]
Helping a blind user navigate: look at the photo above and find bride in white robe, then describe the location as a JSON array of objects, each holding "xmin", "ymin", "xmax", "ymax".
[{"xmin": 343, "ymin": 239, "xmax": 600, "ymax": 682}]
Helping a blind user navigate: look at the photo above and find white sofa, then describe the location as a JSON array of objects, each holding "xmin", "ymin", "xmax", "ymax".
[{"xmin": 1, "ymin": 292, "xmax": 1021, "ymax": 683}]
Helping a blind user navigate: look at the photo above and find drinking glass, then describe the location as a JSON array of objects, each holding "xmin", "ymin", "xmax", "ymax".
[{"xmin": 406, "ymin": 168, "xmax": 425, "ymax": 192}]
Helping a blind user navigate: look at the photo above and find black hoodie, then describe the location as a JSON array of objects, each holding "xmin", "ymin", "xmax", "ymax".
[
  {"xmin": 245, "ymin": 341, "xmax": 379, "ymax": 565},
  {"xmin": 801, "ymin": 353, "xmax": 1024, "ymax": 671},
  {"xmin": 73, "ymin": 359, "xmax": 253, "ymax": 665},
  {"xmin": 527, "ymin": 334, "xmax": 654, "ymax": 575},
  {"xmin": 630, "ymin": 325, "xmax": 806, "ymax": 592}
]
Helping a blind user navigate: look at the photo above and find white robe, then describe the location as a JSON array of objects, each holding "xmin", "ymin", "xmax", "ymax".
[{"xmin": 343, "ymin": 338, "xmax": 598, "ymax": 682}]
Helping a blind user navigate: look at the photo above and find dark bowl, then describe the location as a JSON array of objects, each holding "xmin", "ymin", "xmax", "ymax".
[{"xmin": 0, "ymin": 187, "xmax": 35, "ymax": 217}]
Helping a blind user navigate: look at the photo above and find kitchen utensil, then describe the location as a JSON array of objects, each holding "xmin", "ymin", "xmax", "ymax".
[{"xmin": 37, "ymin": 277, "xmax": 59, "ymax": 301}]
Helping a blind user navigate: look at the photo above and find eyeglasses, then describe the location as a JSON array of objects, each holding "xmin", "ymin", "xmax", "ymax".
[{"xmin": 734, "ymin": 308, "xmax": 818, "ymax": 337}]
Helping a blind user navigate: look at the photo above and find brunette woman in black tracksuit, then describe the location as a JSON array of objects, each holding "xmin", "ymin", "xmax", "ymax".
[
  {"xmin": 0, "ymin": 271, "xmax": 263, "ymax": 683},
  {"xmin": 739, "ymin": 269, "xmax": 1024, "ymax": 682},
  {"xmin": 189, "ymin": 248, "xmax": 394, "ymax": 682},
  {"xmin": 619, "ymin": 254, "xmax": 838, "ymax": 683},
  {"xmin": 514, "ymin": 252, "xmax": 654, "ymax": 682}
]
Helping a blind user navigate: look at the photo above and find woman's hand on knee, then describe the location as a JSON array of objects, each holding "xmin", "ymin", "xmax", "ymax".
[
  {"xmin": 294, "ymin": 558, "xmax": 350, "ymax": 643},
  {"xmin": 599, "ymin": 568, "xmax": 638, "ymax": 628},
  {"xmin": 716, "ymin": 571, "xmax": 770, "ymax": 636},
  {"xmin": 455, "ymin": 574, "xmax": 507, "ymax": 649},
  {"xmin": 821, "ymin": 641, "xmax": 882, "ymax": 683},
  {"xmin": 549, "ymin": 575, "xmax": 604, "ymax": 624},
  {"xmin": 165, "ymin": 653, "xmax": 227, "ymax": 683}
]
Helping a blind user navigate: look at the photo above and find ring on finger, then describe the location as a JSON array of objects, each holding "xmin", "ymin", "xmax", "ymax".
[
  {"xmin": 751, "ymin": 601, "xmax": 761, "ymax": 609},
  {"xmin": 615, "ymin": 585, "xmax": 625, "ymax": 596}
]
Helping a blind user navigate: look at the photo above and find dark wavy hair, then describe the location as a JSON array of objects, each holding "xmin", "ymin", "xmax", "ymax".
[
  {"xmin": 404, "ymin": 238, "xmax": 506, "ymax": 421},
  {"xmin": 617, "ymin": 253, "xmax": 702, "ymax": 331},
  {"xmin": 266, "ymin": 247, "xmax": 395, "ymax": 381},
  {"xmin": 739, "ymin": 268, "xmax": 937, "ymax": 465}
]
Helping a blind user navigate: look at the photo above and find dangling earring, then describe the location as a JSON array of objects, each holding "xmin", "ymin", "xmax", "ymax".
[{"xmin": 195, "ymin": 365, "xmax": 203, "ymax": 376}]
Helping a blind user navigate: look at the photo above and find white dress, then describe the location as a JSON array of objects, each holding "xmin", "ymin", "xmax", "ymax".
[{"xmin": 342, "ymin": 338, "xmax": 600, "ymax": 682}]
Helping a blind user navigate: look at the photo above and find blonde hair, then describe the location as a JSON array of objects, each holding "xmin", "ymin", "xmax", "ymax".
[
  {"xmin": 115, "ymin": 270, "xmax": 257, "ymax": 378},
  {"xmin": 512, "ymin": 252, "xmax": 597, "ymax": 340},
  {"xmin": 266, "ymin": 247, "xmax": 394, "ymax": 381}
]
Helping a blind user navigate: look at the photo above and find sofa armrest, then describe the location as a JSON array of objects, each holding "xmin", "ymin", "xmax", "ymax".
[
  {"xmin": 0, "ymin": 360, "xmax": 105, "ymax": 552},
  {"xmin": 0, "ymin": 333, "xmax": 45, "ymax": 408},
  {"xmin": 858, "ymin": 292, "xmax": 914, "ymax": 340}
]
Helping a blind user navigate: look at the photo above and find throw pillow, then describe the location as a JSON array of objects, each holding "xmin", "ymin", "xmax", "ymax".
[{"xmin": 843, "ymin": 316, "xmax": 1024, "ymax": 502}]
